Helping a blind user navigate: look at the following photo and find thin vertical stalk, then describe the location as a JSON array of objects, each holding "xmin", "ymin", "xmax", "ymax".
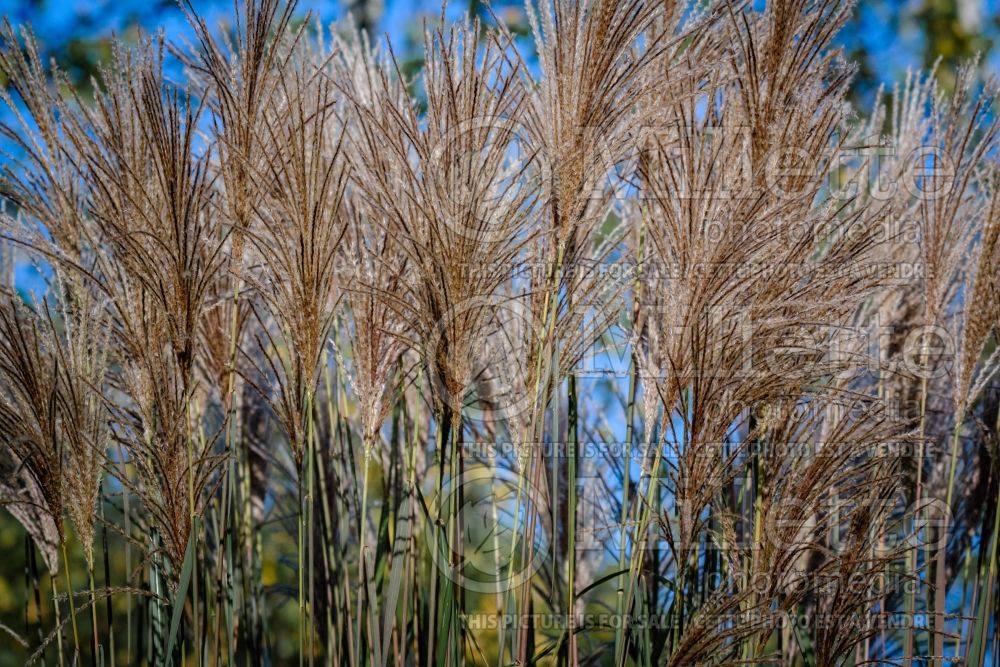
[
  {"xmin": 100, "ymin": 492, "xmax": 115, "ymax": 667},
  {"xmin": 357, "ymin": 439, "xmax": 372, "ymax": 665},
  {"xmin": 321, "ymin": 351, "xmax": 339, "ymax": 666},
  {"xmin": 224, "ymin": 476, "xmax": 236, "ymax": 667},
  {"xmin": 741, "ymin": 413, "xmax": 764, "ymax": 662},
  {"xmin": 315, "ymin": 434, "xmax": 336, "ymax": 666},
  {"xmin": 489, "ymin": 426, "xmax": 504, "ymax": 625},
  {"xmin": 933, "ymin": 420, "xmax": 964, "ymax": 664},
  {"xmin": 943, "ymin": 420, "xmax": 962, "ymax": 516},
  {"xmin": 116, "ymin": 445, "xmax": 132, "ymax": 666},
  {"xmin": 551, "ymin": 376, "xmax": 560, "ymax": 616},
  {"xmin": 620, "ymin": 409, "xmax": 668, "ymax": 666},
  {"xmin": 307, "ymin": 389, "xmax": 316, "ymax": 667},
  {"xmin": 215, "ymin": 277, "xmax": 243, "ymax": 667},
  {"xmin": 404, "ymin": 369, "xmax": 421, "ymax": 667},
  {"xmin": 208, "ymin": 443, "xmax": 236, "ymax": 665},
  {"xmin": 427, "ymin": 406, "xmax": 450, "ymax": 667},
  {"xmin": 450, "ymin": 408, "xmax": 464, "ymax": 667},
  {"xmin": 435, "ymin": 405, "xmax": 461, "ymax": 667},
  {"xmin": 21, "ymin": 542, "xmax": 27, "ymax": 645},
  {"xmin": 335, "ymin": 372, "xmax": 357, "ymax": 667},
  {"xmin": 236, "ymin": 431, "xmax": 253, "ymax": 667},
  {"xmin": 613, "ymin": 362, "xmax": 637, "ymax": 665},
  {"xmin": 906, "ymin": 363, "xmax": 931, "ymax": 664},
  {"xmin": 298, "ymin": 401, "xmax": 308, "ymax": 667},
  {"xmin": 968, "ymin": 407, "xmax": 1000, "ymax": 666},
  {"xmin": 27, "ymin": 538, "xmax": 43, "ymax": 647},
  {"xmin": 615, "ymin": 218, "xmax": 644, "ymax": 666},
  {"xmin": 62, "ymin": 541, "xmax": 81, "ymax": 662},
  {"xmin": 956, "ymin": 544, "xmax": 972, "ymax": 657},
  {"xmin": 88, "ymin": 565, "xmax": 99, "ymax": 666},
  {"xmin": 188, "ymin": 402, "xmax": 201, "ymax": 667},
  {"xmin": 52, "ymin": 568, "xmax": 65, "ymax": 667},
  {"xmin": 566, "ymin": 372, "xmax": 578, "ymax": 667},
  {"xmin": 506, "ymin": 240, "xmax": 565, "ymax": 665}
]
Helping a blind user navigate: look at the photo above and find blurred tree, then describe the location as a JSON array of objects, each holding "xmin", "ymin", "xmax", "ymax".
[
  {"xmin": 915, "ymin": 0, "xmax": 994, "ymax": 89},
  {"xmin": 344, "ymin": 0, "xmax": 381, "ymax": 34},
  {"xmin": 841, "ymin": 0, "xmax": 997, "ymax": 123}
]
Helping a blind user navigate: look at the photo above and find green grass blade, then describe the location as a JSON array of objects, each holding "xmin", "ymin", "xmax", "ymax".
[{"xmin": 165, "ymin": 518, "xmax": 198, "ymax": 665}]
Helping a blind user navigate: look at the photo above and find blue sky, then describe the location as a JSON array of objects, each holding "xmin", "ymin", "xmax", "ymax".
[{"xmin": 1, "ymin": 0, "xmax": 995, "ymax": 88}]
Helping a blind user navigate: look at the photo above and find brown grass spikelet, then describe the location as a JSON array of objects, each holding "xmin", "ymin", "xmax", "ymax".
[
  {"xmin": 341, "ymin": 18, "xmax": 536, "ymax": 419},
  {"xmin": 0, "ymin": 291, "xmax": 65, "ymax": 546},
  {"xmin": 238, "ymin": 25, "xmax": 348, "ymax": 465}
]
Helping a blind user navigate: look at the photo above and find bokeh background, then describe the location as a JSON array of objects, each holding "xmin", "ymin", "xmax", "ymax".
[
  {"xmin": 0, "ymin": 0, "xmax": 998, "ymax": 663},
  {"xmin": 0, "ymin": 0, "xmax": 998, "ymax": 104}
]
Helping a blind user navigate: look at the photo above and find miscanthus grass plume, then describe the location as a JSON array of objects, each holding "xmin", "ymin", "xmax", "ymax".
[{"xmin": 0, "ymin": 1, "xmax": 999, "ymax": 665}]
